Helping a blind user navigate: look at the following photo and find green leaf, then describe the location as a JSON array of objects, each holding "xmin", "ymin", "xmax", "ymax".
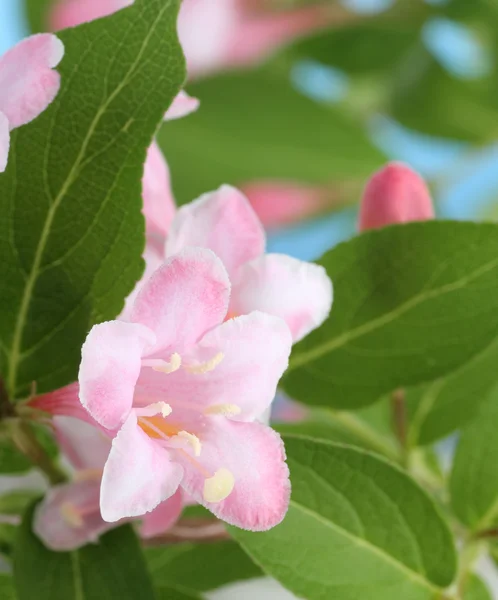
[
  {"xmin": 283, "ymin": 221, "xmax": 498, "ymax": 409},
  {"xmin": 407, "ymin": 336, "xmax": 498, "ymax": 446},
  {"xmin": 463, "ymin": 575, "xmax": 493, "ymax": 600},
  {"xmin": 14, "ymin": 504, "xmax": 155, "ymax": 600},
  {"xmin": 0, "ymin": 439, "xmax": 32, "ymax": 474},
  {"xmin": 155, "ymin": 589, "xmax": 200, "ymax": 600},
  {"xmin": 230, "ymin": 437, "xmax": 457, "ymax": 600},
  {"xmin": 292, "ymin": 20, "xmax": 420, "ymax": 74},
  {"xmin": 0, "ymin": 575, "xmax": 16, "ymax": 600},
  {"xmin": 389, "ymin": 47, "xmax": 498, "ymax": 142},
  {"xmin": 24, "ymin": 0, "xmax": 54, "ymax": 33},
  {"xmin": 450, "ymin": 387, "xmax": 498, "ymax": 531},
  {"xmin": 158, "ymin": 66, "xmax": 385, "ymax": 204},
  {"xmin": 0, "ymin": 0, "xmax": 185, "ymax": 399},
  {"xmin": 145, "ymin": 541, "xmax": 262, "ymax": 594}
]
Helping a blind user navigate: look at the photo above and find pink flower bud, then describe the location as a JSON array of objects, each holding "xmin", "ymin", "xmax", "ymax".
[{"xmin": 358, "ymin": 162, "xmax": 435, "ymax": 232}]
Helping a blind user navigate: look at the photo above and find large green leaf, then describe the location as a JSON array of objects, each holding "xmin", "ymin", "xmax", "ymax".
[
  {"xmin": 283, "ymin": 221, "xmax": 498, "ymax": 409},
  {"xmin": 450, "ymin": 387, "xmax": 498, "ymax": 531},
  {"xmin": 407, "ymin": 336, "xmax": 498, "ymax": 446},
  {"xmin": 146, "ymin": 541, "xmax": 262, "ymax": 596},
  {"xmin": 158, "ymin": 66, "xmax": 385, "ymax": 204},
  {"xmin": 231, "ymin": 437, "xmax": 457, "ymax": 600},
  {"xmin": 14, "ymin": 504, "xmax": 155, "ymax": 600},
  {"xmin": 0, "ymin": 0, "xmax": 185, "ymax": 399},
  {"xmin": 0, "ymin": 575, "xmax": 16, "ymax": 600}
]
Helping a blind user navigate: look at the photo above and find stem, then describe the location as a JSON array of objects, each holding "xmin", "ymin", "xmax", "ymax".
[
  {"xmin": 456, "ymin": 539, "xmax": 483, "ymax": 598},
  {"xmin": 143, "ymin": 518, "xmax": 229, "ymax": 546},
  {"xmin": 474, "ymin": 527, "xmax": 498, "ymax": 540},
  {"xmin": 391, "ymin": 389, "xmax": 409, "ymax": 465},
  {"xmin": 9, "ymin": 420, "xmax": 66, "ymax": 485},
  {"xmin": 0, "ymin": 378, "xmax": 15, "ymax": 420}
]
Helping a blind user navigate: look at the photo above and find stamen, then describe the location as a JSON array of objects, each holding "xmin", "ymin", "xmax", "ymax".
[
  {"xmin": 60, "ymin": 502, "xmax": 84, "ymax": 528},
  {"xmin": 186, "ymin": 352, "xmax": 224, "ymax": 375},
  {"xmin": 176, "ymin": 431, "xmax": 202, "ymax": 457},
  {"xmin": 136, "ymin": 402, "xmax": 172, "ymax": 418},
  {"xmin": 204, "ymin": 404, "xmax": 241, "ymax": 417},
  {"xmin": 142, "ymin": 353, "xmax": 182, "ymax": 374},
  {"xmin": 203, "ymin": 468, "xmax": 235, "ymax": 503}
]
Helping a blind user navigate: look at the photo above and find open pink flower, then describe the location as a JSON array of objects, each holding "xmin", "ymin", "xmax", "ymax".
[
  {"xmin": 163, "ymin": 186, "xmax": 333, "ymax": 343},
  {"xmin": 79, "ymin": 247, "xmax": 292, "ymax": 531},
  {"xmin": 0, "ymin": 34, "xmax": 64, "ymax": 172},
  {"xmin": 34, "ymin": 416, "xmax": 183, "ymax": 550}
]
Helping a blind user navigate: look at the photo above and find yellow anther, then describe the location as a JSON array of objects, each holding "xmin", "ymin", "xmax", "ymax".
[
  {"xmin": 203, "ymin": 468, "xmax": 235, "ymax": 503},
  {"xmin": 177, "ymin": 431, "xmax": 202, "ymax": 457},
  {"xmin": 60, "ymin": 502, "xmax": 84, "ymax": 528},
  {"xmin": 153, "ymin": 353, "xmax": 182, "ymax": 374},
  {"xmin": 186, "ymin": 352, "xmax": 224, "ymax": 375},
  {"xmin": 204, "ymin": 404, "xmax": 241, "ymax": 417}
]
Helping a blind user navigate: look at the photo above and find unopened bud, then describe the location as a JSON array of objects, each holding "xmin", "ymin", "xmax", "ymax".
[{"xmin": 358, "ymin": 162, "xmax": 434, "ymax": 232}]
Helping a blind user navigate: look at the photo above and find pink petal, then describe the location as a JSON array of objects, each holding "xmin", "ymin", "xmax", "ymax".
[
  {"xmin": 120, "ymin": 242, "xmax": 164, "ymax": 322},
  {"xmin": 50, "ymin": 0, "xmax": 133, "ymax": 30},
  {"xmin": 0, "ymin": 111, "xmax": 9, "ymax": 172},
  {"xmin": 140, "ymin": 489, "xmax": 183, "ymax": 538},
  {"xmin": 164, "ymin": 91, "xmax": 200, "ymax": 121},
  {"xmin": 142, "ymin": 142, "xmax": 175, "ymax": 240},
  {"xmin": 100, "ymin": 413, "xmax": 184, "ymax": 522},
  {"xmin": 358, "ymin": 162, "xmax": 435, "ymax": 231},
  {"xmin": 131, "ymin": 247, "xmax": 230, "ymax": 355},
  {"xmin": 179, "ymin": 420, "xmax": 290, "ymax": 531},
  {"xmin": 54, "ymin": 416, "xmax": 111, "ymax": 471},
  {"xmin": 142, "ymin": 312, "xmax": 292, "ymax": 421},
  {"xmin": 33, "ymin": 478, "xmax": 113, "ymax": 551},
  {"xmin": 0, "ymin": 34, "xmax": 64, "ymax": 129},
  {"xmin": 79, "ymin": 321, "xmax": 156, "ymax": 431},
  {"xmin": 166, "ymin": 185, "xmax": 265, "ymax": 278},
  {"xmin": 231, "ymin": 254, "xmax": 333, "ymax": 342}
]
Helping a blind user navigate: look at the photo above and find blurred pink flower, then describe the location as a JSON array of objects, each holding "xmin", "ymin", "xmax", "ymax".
[
  {"xmin": 50, "ymin": 0, "xmax": 132, "ymax": 30},
  {"xmin": 79, "ymin": 248, "xmax": 292, "ymax": 531},
  {"xmin": 178, "ymin": 0, "xmax": 329, "ymax": 78},
  {"xmin": 358, "ymin": 162, "xmax": 435, "ymax": 232},
  {"xmin": 33, "ymin": 416, "xmax": 183, "ymax": 550},
  {"xmin": 0, "ymin": 34, "xmax": 64, "ymax": 172},
  {"xmin": 242, "ymin": 181, "xmax": 327, "ymax": 229}
]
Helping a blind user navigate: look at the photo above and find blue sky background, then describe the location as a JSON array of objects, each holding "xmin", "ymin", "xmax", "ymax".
[{"xmin": 1, "ymin": 0, "xmax": 497, "ymax": 262}]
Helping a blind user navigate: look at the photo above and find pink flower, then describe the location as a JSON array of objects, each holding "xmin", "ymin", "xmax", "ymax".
[
  {"xmin": 178, "ymin": 0, "xmax": 329, "ymax": 78},
  {"xmin": 0, "ymin": 34, "xmax": 64, "ymax": 172},
  {"xmin": 163, "ymin": 186, "xmax": 333, "ymax": 343},
  {"xmin": 241, "ymin": 181, "xmax": 327, "ymax": 229},
  {"xmin": 50, "ymin": 0, "xmax": 133, "ymax": 30},
  {"xmin": 33, "ymin": 416, "xmax": 183, "ymax": 550},
  {"xmin": 79, "ymin": 247, "xmax": 292, "ymax": 531},
  {"xmin": 358, "ymin": 162, "xmax": 435, "ymax": 232}
]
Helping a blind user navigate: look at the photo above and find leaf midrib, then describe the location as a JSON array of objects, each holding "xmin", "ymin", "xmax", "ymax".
[
  {"xmin": 5, "ymin": 0, "xmax": 171, "ymax": 397},
  {"xmin": 288, "ymin": 254, "xmax": 498, "ymax": 371}
]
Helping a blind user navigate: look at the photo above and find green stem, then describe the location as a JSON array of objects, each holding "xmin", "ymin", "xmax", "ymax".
[{"xmin": 9, "ymin": 420, "xmax": 66, "ymax": 485}]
